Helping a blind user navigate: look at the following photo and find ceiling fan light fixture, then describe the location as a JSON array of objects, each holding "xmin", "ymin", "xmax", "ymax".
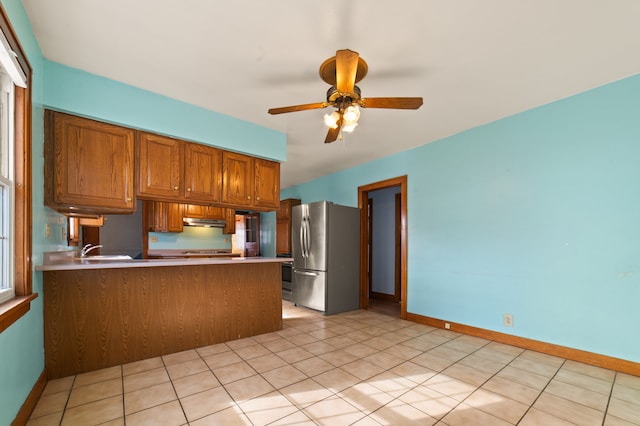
[
  {"xmin": 323, "ymin": 110, "xmax": 341, "ymax": 129},
  {"xmin": 267, "ymin": 49, "xmax": 423, "ymax": 144},
  {"xmin": 343, "ymin": 105, "xmax": 360, "ymax": 123},
  {"xmin": 342, "ymin": 122, "xmax": 358, "ymax": 133}
]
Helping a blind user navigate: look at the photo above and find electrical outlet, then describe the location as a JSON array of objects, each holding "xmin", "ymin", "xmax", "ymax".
[
  {"xmin": 45, "ymin": 224, "xmax": 50, "ymax": 238},
  {"xmin": 444, "ymin": 322, "xmax": 451, "ymax": 330},
  {"xmin": 149, "ymin": 235, "xmax": 158, "ymax": 243},
  {"xmin": 503, "ymin": 313, "xmax": 514, "ymax": 327}
]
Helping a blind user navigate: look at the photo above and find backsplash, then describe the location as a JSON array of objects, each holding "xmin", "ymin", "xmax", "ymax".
[{"xmin": 149, "ymin": 226, "xmax": 231, "ymax": 250}]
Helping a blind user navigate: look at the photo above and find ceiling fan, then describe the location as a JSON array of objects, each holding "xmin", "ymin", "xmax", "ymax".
[{"xmin": 268, "ymin": 49, "xmax": 423, "ymax": 143}]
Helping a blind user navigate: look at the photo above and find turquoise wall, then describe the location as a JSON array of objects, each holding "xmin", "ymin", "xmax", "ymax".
[
  {"xmin": 0, "ymin": 1, "xmax": 48, "ymax": 424},
  {"xmin": 0, "ymin": 1, "xmax": 288, "ymax": 422},
  {"xmin": 282, "ymin": 74, "xmax": 640, "ymax": 363},
  {"xmin": 43, "ymin": 60, "xmax": 287, "ymax": 251},
  {"xmin": 260, "ymin": 211, "xmax": 277, "ymax": 258},
  {"xmin": 43, "ymin": 61, "xmax": 287, "ymax": 162},
  {"xmin": 1, "ymin": 0, "xmax": 638, "ymax": 420},
  {"xmin": 149, "ymin": 227, "xmax": 231, "ymax": 250}
]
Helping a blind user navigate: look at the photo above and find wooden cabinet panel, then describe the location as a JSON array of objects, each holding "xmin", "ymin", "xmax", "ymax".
[
  {"xmin": 166, "ymin": 203, "xmax": 185, "ymax": 232},
  {"xmin": 222, "ymin": 151, "xmax": 253, "ymax": 207},
  {"xmin": 137, "ymin": 132, "xmax": 183, "ymax": 199},
  {"xmin": 224, "ymin": 209, "xmax": 236, "ymax": 235},
  {"xmin": 145, "ymin": 201, "xmax": 183, "ymax": 233},
  {"xmin": 184, "ymin": 203, "xmax": 206, "ymax": 219},
  {"xmin": 276, "ymin": 198, "xmax": 301, "ymax": 255},
  {"xmin": 184, "ymin": 143, "xmax": 222, "ymax": 203},
  {"xmin": 276, "ymin": 221, "xmax": 291, "ymax": 254},
  {"xmin": 46, "ymin": 112, "xmax": 280, "ymax": 215},
  {"xmin": 138, "ymin": 133, "xmax": 223, "ymax": 205},
  {"xmin": 184, "ymin": 204, "xmax": 226, "ymax": 220},
  {"xmin": 43, "ymin": 263, "xmax": 283, "ymax": 378},
  {"xmin": 44, "ymin": 110, "xmax": 135, "ymax": 214},
  {"xmin": 222, "ymin": 152, "xmax": 281, "ymax": 211},
  {"xmin": 254, "ymin": 159, "xmax": 280, "ymax": 210}
]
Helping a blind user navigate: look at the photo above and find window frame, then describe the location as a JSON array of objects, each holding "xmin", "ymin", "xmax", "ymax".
[{"xmin": 0, "ymin": 4, "xmax": 34, "ymax": 334}]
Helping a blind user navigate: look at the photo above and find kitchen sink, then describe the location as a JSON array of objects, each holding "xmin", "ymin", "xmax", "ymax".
[{"xmin": 74, "ymin": 255, "xmax": 133, "ymax": 262}]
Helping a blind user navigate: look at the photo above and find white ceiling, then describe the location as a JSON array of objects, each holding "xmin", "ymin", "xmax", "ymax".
[{"xmin": 21, "ymin": 0, "xmax": 640, "ymax": 188}]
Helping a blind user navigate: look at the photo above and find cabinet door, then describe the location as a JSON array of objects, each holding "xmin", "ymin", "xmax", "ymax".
[
  {"xmin": 206, "ymin": 206, "xmax": 226, "ymax": 220},
  {"xmin": 47, "ymin": 111, "xmax": 135, "ymax": 212},
  {"xmin": 276, "ymin": 220, "xmax": 291, "ymax": 254},
  {"xmin": 137, "ymin": 132, "xmax": 183, "ymax": 199},
  {"xmin": 184, "ymin": 143, "xmax": 222, "ymax": 203},
  {"xmin": 146, "ymin": 202, "xmax": 184, "ymax": 233},
  {"xmin": 145, "ymin": 201, "xmax": 167, "ymax": 232},
  {"xmin": 277, "ymin": 198, "xmax": 301, "ymax": 221},
  {"xmin": 254, "ymin": 159, "xmax": 280, "ymax": 210},
  {"xmin": 222, "ymin": 152, "xmax": 253, "ymax": 207},
  {"xmin": 184, "ymin": 204, "xmax": 207, "ymax": 219},
  {"xmin": 223, "ymin": 209, "xmax": 236, "ymax": 235},
  {"xmin": 166, "ymin": 203, "xmax": 184, "ymax": 232}
]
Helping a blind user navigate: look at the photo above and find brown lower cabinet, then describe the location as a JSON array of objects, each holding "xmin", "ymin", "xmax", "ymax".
[{"xmin": 43, "ymin": 262, "xmax": 282, "ymax": 379}]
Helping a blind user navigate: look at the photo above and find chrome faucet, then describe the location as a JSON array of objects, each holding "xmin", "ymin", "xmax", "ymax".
[{"xmin": 80, "ymin": 244, "xmax": 103, "ymax": 257}]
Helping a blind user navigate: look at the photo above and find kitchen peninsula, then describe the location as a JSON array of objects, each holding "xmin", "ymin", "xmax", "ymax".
[{"xmin": 36, "ymin": 255, "xmax": 290, "ymax": 379}]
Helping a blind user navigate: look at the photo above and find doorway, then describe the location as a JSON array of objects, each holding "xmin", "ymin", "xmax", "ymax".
[
  {"xmin": 231, "ymin": 212, "xmax": 261, "ymax": 257},
  {"xmin": 358, "ymin": 176, "xmax": 408, "ymax": 319}
]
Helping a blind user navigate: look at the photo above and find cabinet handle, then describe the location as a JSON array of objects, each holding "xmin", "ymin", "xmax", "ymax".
[
  {"xmin": 247, "ymin": 196, "xmax": 251, "ymax": 200},
  {"xmin": 173, "ymin": 186, "xmax": 179, "ymax": 191},
  {"xmin": 126, "ymin": 197, "xmax": 132, "ymax": 202},
  {"xmin": 187, "ymin": 188, "xmax": 192, "ymax": 192},
  {"xmin": 256, "ymin": 196, "xmax": 260, "ymax": 200}
]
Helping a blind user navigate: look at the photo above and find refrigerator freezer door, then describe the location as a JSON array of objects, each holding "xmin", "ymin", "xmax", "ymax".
[
  {"xmin": 304, "ymin": 201, "xmax": 328, "ymax": 271},
  {"xmin": 292, "ymin": 202, "xmax": 328, "ymax": 271},
  {"xmin": 293, "ymin": 268, "xmax": 326, "ymax": 312}
]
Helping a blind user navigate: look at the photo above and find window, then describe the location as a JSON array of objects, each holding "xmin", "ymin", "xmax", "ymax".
[
  {"xmin": 0, "ymin": 3, "xmax": 33, "ymax": 333},
  {"xmin": 0, "ymin": 69, "xmax": 16, "ymax": 304}
]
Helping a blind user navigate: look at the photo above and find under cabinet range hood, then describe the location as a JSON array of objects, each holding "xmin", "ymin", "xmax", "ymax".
[{"xmin": 183, "ymin": 217, "xmax": 226, "ymax": 228}]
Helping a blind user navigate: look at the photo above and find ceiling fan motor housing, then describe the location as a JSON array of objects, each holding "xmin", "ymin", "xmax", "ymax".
[{"xmin": 326, "ymin": 85, "xmax": 361, "ymax": 109}]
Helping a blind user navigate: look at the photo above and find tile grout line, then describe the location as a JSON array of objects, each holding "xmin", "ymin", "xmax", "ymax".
[
  {"xmin": 31, "ymin": 304, "xmax": 635, "ymax": 426},
  {"xmin": 600, "ymin": 371, "xmax": 617, "ymax": 426},
  {"xmin": 513, "ymin": 358, "xmax": 566, "ymax": 425}
]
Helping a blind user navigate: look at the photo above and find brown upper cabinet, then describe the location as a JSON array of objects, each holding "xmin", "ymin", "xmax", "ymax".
[
  {"xmin": 255, "ymin": 158, "xmax": 281, "ymax": 210},
  {"xmin": 184, "ymin": 143, "xmax": 223, "ymax": 203},
  {"xmin": 44, "ymin": 110, "xmax": 136, "ymax": 214},
  {"xmin": 222, "ymin": 151, "xmax": 253, "ymax": 207},
  {"xmin": 184, "ymin": 204, "xmax": 225, "ymax": 220},
  {"xmin": 136, "ymin": 132, "xmax": 183, "ymax": 199},
  {"xmin": 222, "ymin": 151, "xmax": 280, "ymax": 211},
  {"xmin": 46, "ymin": 111, "xmax": 280, "ymax": 216},
  {"xmin": 145, "ymin": 201, "xmax": 184, "ymax": 233},
  {"xmin": 136, "ymin": 132, "xmax": 222, "ymax": 204}
]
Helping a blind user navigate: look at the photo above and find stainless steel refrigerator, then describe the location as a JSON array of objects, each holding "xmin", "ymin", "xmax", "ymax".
[{"xmin": 292, "ymin": 201, "xmax": 360, "ymax": 315}]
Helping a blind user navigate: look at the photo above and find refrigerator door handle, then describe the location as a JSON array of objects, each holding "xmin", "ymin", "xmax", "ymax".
[
  {"xmin": 304, "ymin": 217, "xmax": 310, "ymax": 258},
  {"xmin": 294, "ymin": 269, "xmax": 319, "ymax": 277},
  {"xmin": 299, "ymin": 220, "xmax": 306, "ymax": 258}
]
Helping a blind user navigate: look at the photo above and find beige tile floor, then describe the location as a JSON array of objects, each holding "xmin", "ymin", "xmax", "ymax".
[{"xmin": 28, "ymin": 301, "xmax": 640, "ymax": 425}]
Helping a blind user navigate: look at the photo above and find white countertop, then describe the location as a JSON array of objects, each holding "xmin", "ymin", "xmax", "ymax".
[
  {"xmin": 36, "ymin": 254, "xmax": 293, "ymax": 272},
  {"xmin": 146, "ymin": 249, "xmax": 241, "ymax": 258}
]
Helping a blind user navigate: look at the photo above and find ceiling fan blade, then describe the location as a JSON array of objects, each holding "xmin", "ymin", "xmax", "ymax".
[
  {"xmin": 324, "ymin": 114, "xmax": 343, "ymax": 143},
  {"xmin": 268, "ymin": 102, "xmax": 329, "ymax": 115},
  {"xmin": 335, "ymin": 49, "xmax": 359, "ymax": 95},
  {"xmin": 358, "ymin": 97, "xmax": 423, "ymax": 109}
]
